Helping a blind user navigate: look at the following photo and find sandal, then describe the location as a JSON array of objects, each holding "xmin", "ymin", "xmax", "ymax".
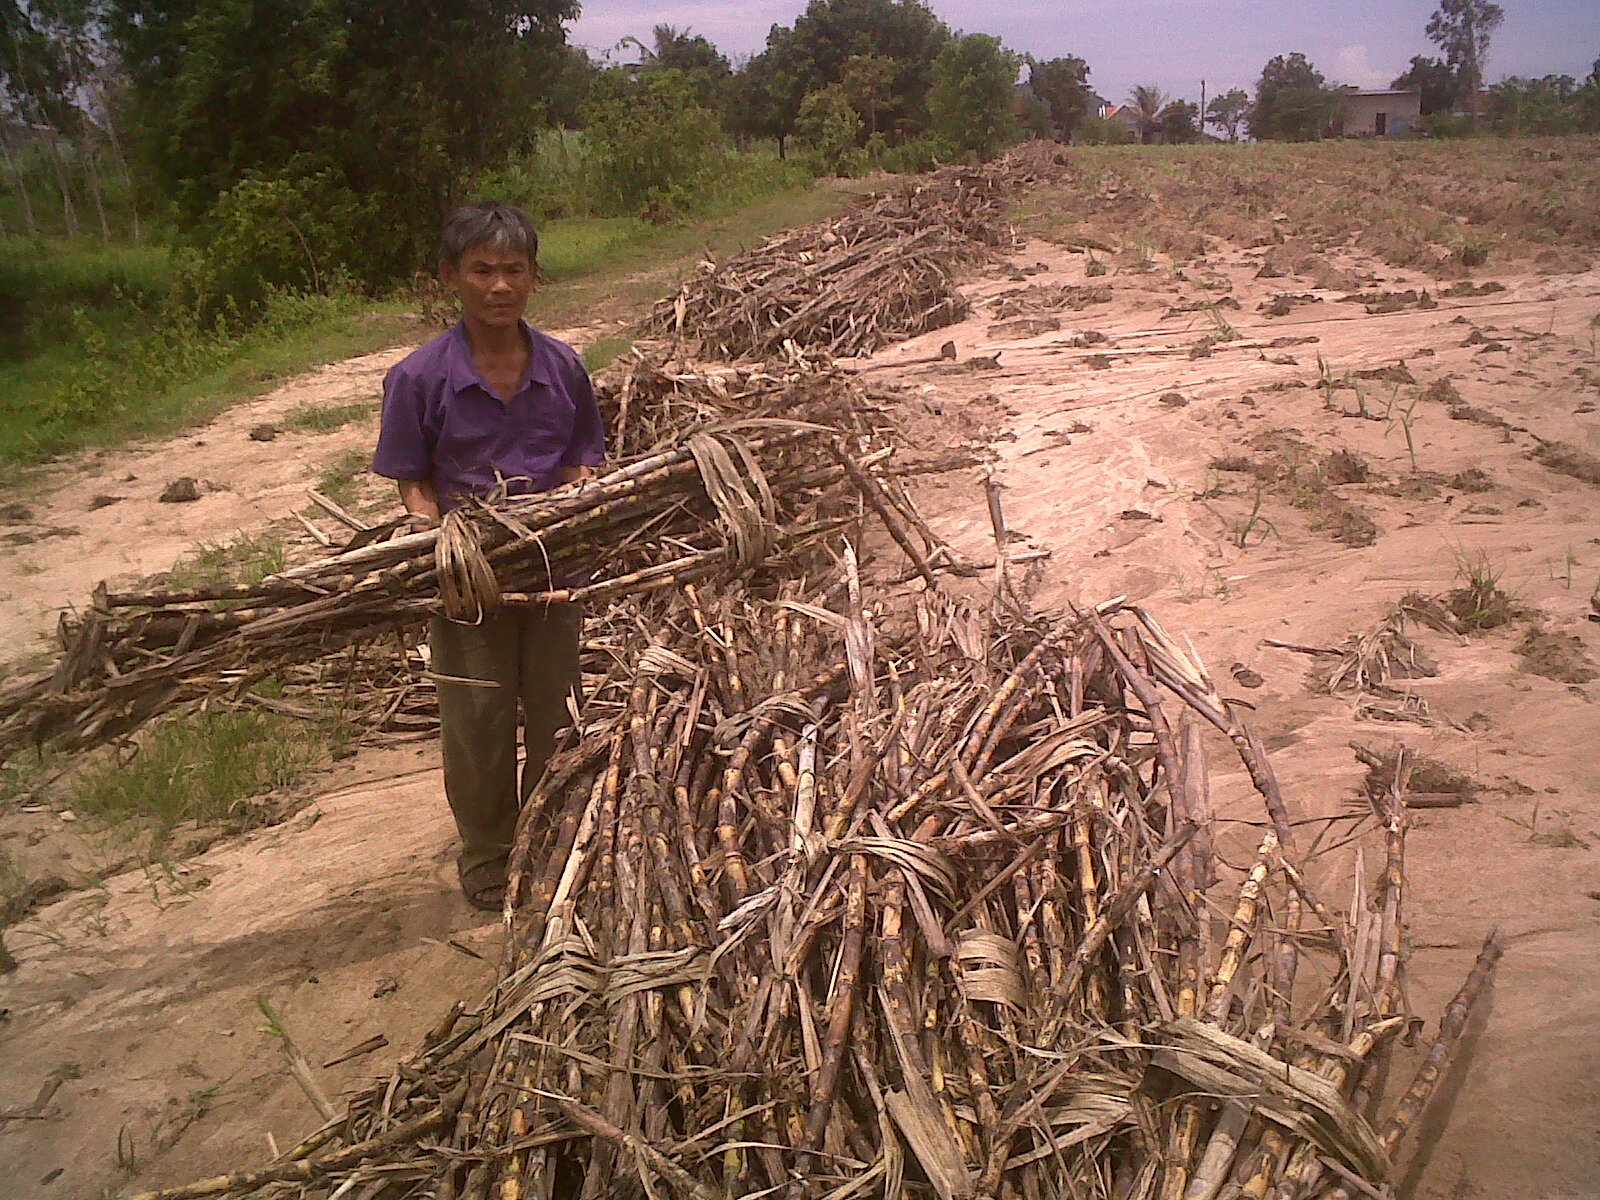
[{"xmin": 459, "ymin": 858, "xmax": 508, "ymax": 913}]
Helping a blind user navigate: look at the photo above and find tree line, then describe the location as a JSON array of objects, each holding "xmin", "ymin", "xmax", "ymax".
[{"xmin": 3, "ymin": 0, "xmax": 1596, "ymax": 304}]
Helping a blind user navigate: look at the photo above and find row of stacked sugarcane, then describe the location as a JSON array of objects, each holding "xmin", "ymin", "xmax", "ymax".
[
  {"xmin": 126, "ymin": 566, "xmax": 1499, "ymax": 1200},
  {"xmin": 645, "ymin": 145, "xmax": 1069, "ymax": 363}
]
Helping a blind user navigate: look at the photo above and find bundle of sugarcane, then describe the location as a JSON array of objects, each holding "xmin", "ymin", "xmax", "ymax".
[
  {"xmin": 0, "ymin": 353, "xmax": 973, "ymax": 764},
  {"xmin": 127, "ymin": 567, "xmax": 1501, "ymax": 1200},
  {"xmin": 644, "ymin": 152, "xmax": 1049, "ymax": 362},
  {"xmin": 596, "ymin": 345, "xmax": 902, "ymax": 464}
]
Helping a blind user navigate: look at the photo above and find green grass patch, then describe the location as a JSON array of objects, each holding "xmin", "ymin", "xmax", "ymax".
[
  {"xmin": 282, "ymin": 399, "xmax": 373, "ymax": 434},
  {"xmin": 315, "ymin": 447, "xmax": 372, "ymax": 507},
  {"xmin": 581, "ymin": 335, "xmax": 634, "ymax": 373},
  {"xmin": 73, "ymin": 706, "xmax": 350, "ymax": 837},
  {"xmin": 0, "ymin": 239, "xmax": 171, "ymax": 359},
  {"xmin": 163, "ymin": 531, "xmax": 288, "ymax": 591},
  {"xmin": 0, "ymin": 278, "xmax": 405, "ymax": 468}
]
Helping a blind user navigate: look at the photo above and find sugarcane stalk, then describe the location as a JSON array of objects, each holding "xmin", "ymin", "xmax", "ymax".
[
  {"xmin": 1377, "ymin": 929, "xmax": 1503, "ymax": 1156},
  {"xmin": 802, "ymin": 852, "xmax": 869, "ymax": 1152},
  {"xmin": 120, "ymin": 1086, "xmax": 463, "ymax": 1200}
]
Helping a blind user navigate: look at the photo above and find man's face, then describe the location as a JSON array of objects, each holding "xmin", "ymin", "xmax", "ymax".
[{"xmin": 442, "ymin": 243, "xmax": 534, "ymax": 329}]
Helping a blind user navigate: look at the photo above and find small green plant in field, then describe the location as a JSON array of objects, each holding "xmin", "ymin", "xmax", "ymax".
[
  {"xmin": 164, "ymin": 532, "xmax": 287, "ymax": 591},
  {"xmin": 1204, "ymin": 302, "xmax": 1237, "ymax": 343},
  {"xmin": 1444, "ymin": 548, "xmax": 1516, "ymax": 631},
  {"xmin": 1229, "ymin": 483, "xmax": 1278, "ymax": 548},
  {"xmin": 282, "ymin": 400, "xmax": 371, "ymax": 435},
  {"xmin": 1316, "ymin": 353, "xmax": 1340, "ymax": 410},
  {"xmin": 1498, "ymin": 801, "xmax": 1590, "ymax": 849},
  {"xmin": 1451, "ymin": 233, "xmax": 1491, "ymax": 268},
  {"xmin": 1386, "ymin": 393, "xmax": 1422, "ymax": 471},
  {"xmin": 315, "ymin": 447, "xmax": 372, "ymax": 507},
  {"xmin": 1551, "ymin": 546, "xmax": 1578, "ymax": 589},
  {"xmin": 74, "ymin": 706, "xmax": 350, "ymax": 839},
  {"xmin": 1191, "ymin": 469, "xmax": 1227, "ymax": 500}
]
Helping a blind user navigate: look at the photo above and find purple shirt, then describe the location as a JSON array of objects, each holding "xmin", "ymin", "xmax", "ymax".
[{"xmin": 372, "ymin": 321, "xmax": 605, "ymax": 512}]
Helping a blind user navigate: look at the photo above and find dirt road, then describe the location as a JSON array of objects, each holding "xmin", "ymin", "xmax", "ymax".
[{"xmin": 4, "ymin": 208, "xmax": 1600, "ymax": 1197}]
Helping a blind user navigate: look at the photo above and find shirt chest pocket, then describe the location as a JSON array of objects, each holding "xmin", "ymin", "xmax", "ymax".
[{"xmin": 512, "ymin": 387, "xmax": 577, "ymax": 451}]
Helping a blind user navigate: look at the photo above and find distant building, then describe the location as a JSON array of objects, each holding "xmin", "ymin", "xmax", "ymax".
[
  {"xmin": 1336, "ymin": 89, "xmax": 1422, "ymax": 137},
  {"xmin": 1101, "ymin": 105, "xmax": 1143, "ymax": 137}
]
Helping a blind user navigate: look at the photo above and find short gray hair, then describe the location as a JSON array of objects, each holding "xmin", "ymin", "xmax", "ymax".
[{"xmin": 439, "ymin": 202, "xmax": 538, "ymax": 267}]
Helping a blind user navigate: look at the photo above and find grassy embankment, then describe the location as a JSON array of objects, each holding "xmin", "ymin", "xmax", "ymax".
[{"xmin": 0, "ymin": 152, "xmax": 849, "ymax": 470}]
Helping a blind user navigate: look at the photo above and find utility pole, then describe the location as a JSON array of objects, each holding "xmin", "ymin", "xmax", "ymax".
[{"xmin": 1201, "ymin": 79, "xmax": 1207, "ymax": 133}]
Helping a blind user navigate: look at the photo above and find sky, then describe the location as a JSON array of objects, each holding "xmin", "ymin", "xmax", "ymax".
[{"xmin": 565, "ymin": 0, "xmax": 1600, "ymax": 106}]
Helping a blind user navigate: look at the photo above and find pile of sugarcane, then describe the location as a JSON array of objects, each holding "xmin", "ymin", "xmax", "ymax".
[
  {"xmin": 0, "ymin": 352, "xmax": 969, "ymax": 762},
  {"xmin": 645, "ymin": 148, "xmax": 1067, "ymax": 362},
  {"xmin": 128, "ymin": 568, "xmax": 1501, "ymax": 1200}
]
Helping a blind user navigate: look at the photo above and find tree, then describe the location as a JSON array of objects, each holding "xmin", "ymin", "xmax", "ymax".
[
  {"xmin": 626, "ymin": 24, "xmax": 730, "ymax": 111},
  {"xmin": 1485, "ymin": 74, "xmax": 1583, "ymax": 134},
  {"xmin": 1125, "ymin": 84, "xmax": 1166, "ymax": 144},
  {"xmin": 543, "ymin": 44, "xmax": 600, "ymax": 129},
  {"xmin": 1425, "ymin": 0, "xmax": 1504, "ymax": 116},
  {"xmin": 1248, "ymin": 53, "xmax": 1333, "ymax": 141},
  {"xmin": 840, "ymin": 53, "xmax": 896, "ymax": 136},
  {"xmin": 1028, "ymin": 55, "xmax": 1091, "ymax": 141},
  {"xmin": 1580, "ymin": 57, "xmax": 1600, "ymax": 133},
  {"xmin": 1205, "ymin": 87, "xmax": 1250, "ymax": 141},
  {"xmin": 2, "ymin": 0, "xmax": 87, "ymax": 236},
  {"xmin": 1391, "ymin": 54, "xmax": 1465, "ymax": 115},
  {"xmin": 645, "ymin": 25, "xmax": 729, "ymax": 76},
  {"xmin": 927, "ymin": 33, "xmax": 1018, "ymax": 161},
  {"xmin": 1158, "ymin": 99, "xmax": 1199, "ymax": 144},
  {"xmin": 796, "ymin": 84, "xmax": 861, "ymax": 172},
  {"xmin": 108, "ymin": 0, "xmax": 576, "ymax": 291},
  {"xmin": 725, "ymin": 52, "xmax": 802, "ymax": 154},
  {"xmin": 755, "ymin": 0, "xmax": 951, "ymax": 141},
  {"xmin": 584, "ymin": 70, "xmax": 722, "ymax": 220}
]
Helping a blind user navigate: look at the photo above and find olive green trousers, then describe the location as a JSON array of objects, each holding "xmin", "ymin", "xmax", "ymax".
[{"xmin": 428, "ymin": 603, "xmax": 581, "ymax": 882}]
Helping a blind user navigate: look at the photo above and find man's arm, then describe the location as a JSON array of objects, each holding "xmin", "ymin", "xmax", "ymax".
[
  {"xmin": 559, "ymin": 351, "xmax": 606, "ymax": 481},
  {"xmin": 398, "ymin": 478, "xmax": 441, "ymax": 529}
]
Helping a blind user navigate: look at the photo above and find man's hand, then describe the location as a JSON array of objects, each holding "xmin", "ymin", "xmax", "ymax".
[
  {"xmin": 560, "ymin": 464, "xmax": 597, "ymax": 486},
  {"xmin": 398, "ymin": 479, "xmax": 441, "ymax": 531}
]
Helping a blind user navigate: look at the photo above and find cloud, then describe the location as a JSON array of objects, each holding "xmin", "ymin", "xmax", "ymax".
[{"xmin": 1331, "ymin": 44, "xmax": 1389, "ymax": 88}]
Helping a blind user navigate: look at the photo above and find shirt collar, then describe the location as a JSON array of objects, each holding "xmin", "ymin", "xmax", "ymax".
[{"xmin": 444, "ymin": 320, "xmax": 554, "ymax": 397}]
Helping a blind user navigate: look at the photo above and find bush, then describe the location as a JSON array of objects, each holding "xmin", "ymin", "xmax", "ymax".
[
  {"xmin": 879, "ymin": 136, "xmax": 943, "ymax": 174},
  {"xmin": 1075, "ymin": 115, "xmax": 1135, "ymax": 145},
  {"xmin": 797, "ymin": 86, "xmax": 864, "ymax": 176},
  {"xmin": 475, "ymin": 132, "xmax": 600, "ymax": 221},
  {"xmin": 197, "ymin": 172, "xmax": 369, "ymax": 311},
  {"xmin": 1417, "ymin": 111, "xmax": 1477, "ymax": 138},
  {"xmin": 583, "ymin": 71, "xmax": 725, "ymax": 220}
]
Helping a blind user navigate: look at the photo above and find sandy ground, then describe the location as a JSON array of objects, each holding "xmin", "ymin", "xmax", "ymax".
[{"xmin": 4, "ymin": 231, "xmax": 1600, "ymax": 1198}]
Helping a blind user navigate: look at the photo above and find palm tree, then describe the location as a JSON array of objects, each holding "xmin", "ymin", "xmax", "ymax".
[{"xmin": 1126, "ymin": 84, "xmax": 1168, "ymax": 144}]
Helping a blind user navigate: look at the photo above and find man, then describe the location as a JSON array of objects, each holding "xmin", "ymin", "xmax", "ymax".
[{"xmin": 372, "ymin": 202, "xmax": 605, "ymax": 910}]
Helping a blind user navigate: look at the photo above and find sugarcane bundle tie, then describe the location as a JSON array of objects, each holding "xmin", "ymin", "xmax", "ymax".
[
  {"xmin": 710, "ymin": 692, "xmax": 815, "ymax": 747},
  {"xmin": 435, "ymin": 508, "xmax": 501, "ymax": 624},
  {"xmin": 685, "ymin": 429, "xmax": 777, "ymax": 569}
]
